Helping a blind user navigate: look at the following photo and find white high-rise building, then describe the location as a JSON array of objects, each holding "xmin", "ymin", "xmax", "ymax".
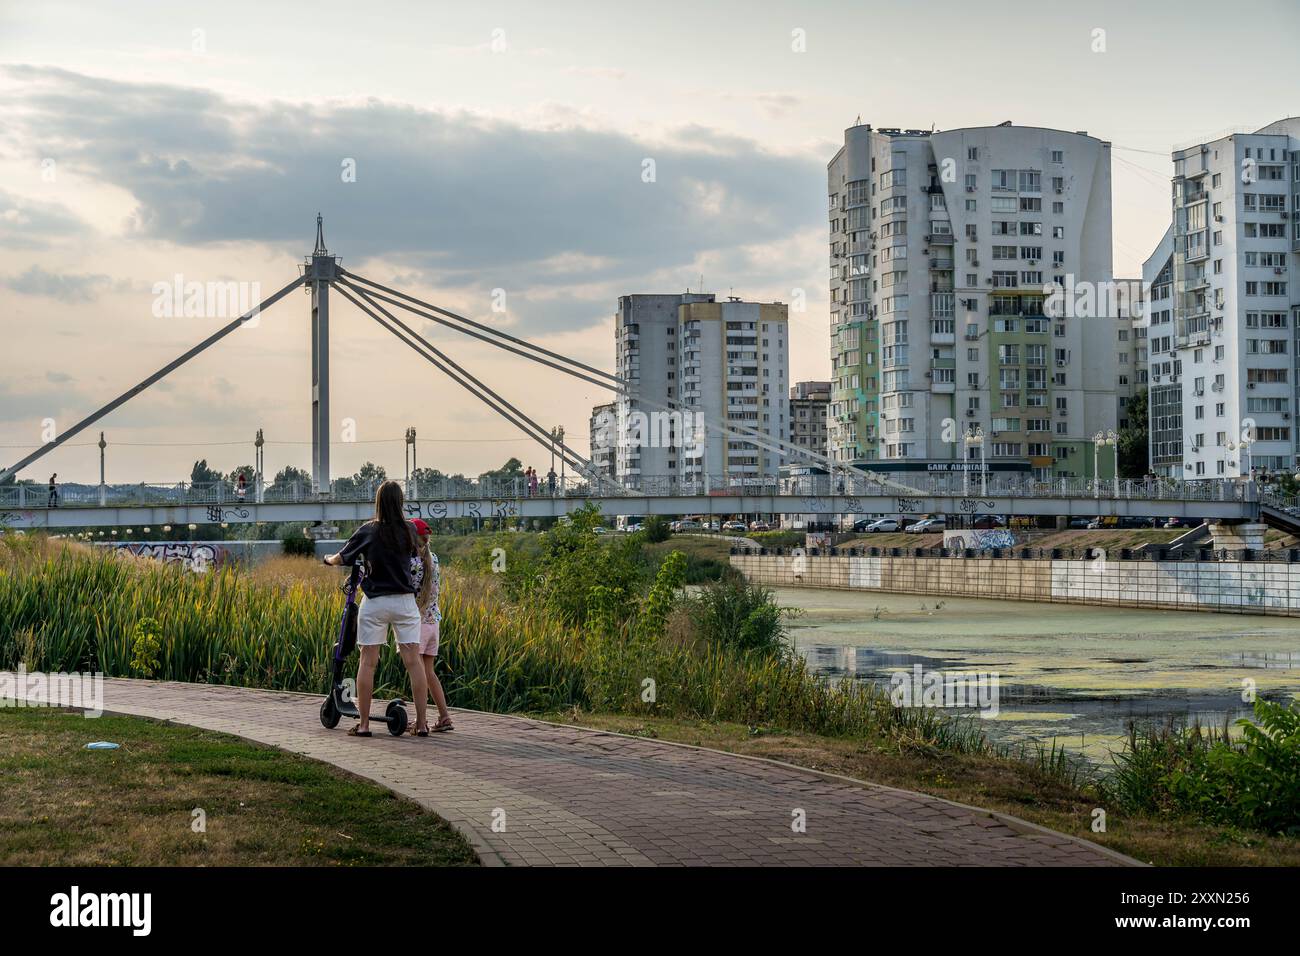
[
  {"xmin": 611, "ymin": 292, "xmax": 789, "ymax": 488},
  {"xmin": 1144, "ymin": 118, "xmax": 1300, "ymax": 481},
  {"xmin": 827, "ymin": 121, "xmax": 1118, "ymax": 481}
]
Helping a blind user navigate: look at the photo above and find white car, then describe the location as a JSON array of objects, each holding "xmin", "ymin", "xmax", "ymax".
[
  {"xmin": 677, "ymin": 519, "xmax": 702, "ymax": 531},
  {"xmin": 864, "ymin": 518, "xmax": 900, "ymax": 533},
  {"xmin": 906, "ymin": 517, "xmax": 946, "ymax": 534}
]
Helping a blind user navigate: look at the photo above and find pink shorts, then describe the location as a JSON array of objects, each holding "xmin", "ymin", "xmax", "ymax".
[{"xmin": 418, "ymin": 617, "xmax": 440, "ymax": 657}]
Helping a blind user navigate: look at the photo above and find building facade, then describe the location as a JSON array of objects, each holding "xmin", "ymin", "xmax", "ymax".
[
  {"xmin": 1146, "ymin": 119, "xmax": 1300, "ymax": 480},
  {"xmin": 612, "ymin": 292, "xmax": 789, "ymax": 488},
  {"xmin": 588, "ymin": 401, "xmax": 617, "ymax": 482},
  {"xmin": 827, "ymin": 121, "xmax": 1119, "ymax": 480},
  {"xmin": 789, "ymin": 380, "xmax": 831, "ymax": 458}
]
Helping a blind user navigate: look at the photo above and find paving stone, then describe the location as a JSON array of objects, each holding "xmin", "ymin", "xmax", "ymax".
[{"xmin": 20, "ymin": 678, "xmax": 1138, "ymax": 868}]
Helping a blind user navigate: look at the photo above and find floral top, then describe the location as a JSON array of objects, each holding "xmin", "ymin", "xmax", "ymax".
[{"xmin": 409, "ymin": 549, "xmax": 441, "ymax": 625}]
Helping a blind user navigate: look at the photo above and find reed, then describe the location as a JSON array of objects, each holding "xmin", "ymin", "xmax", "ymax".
[{"xmin": 1, "ymin": 535, "xmax": 996, "ymax": 754}]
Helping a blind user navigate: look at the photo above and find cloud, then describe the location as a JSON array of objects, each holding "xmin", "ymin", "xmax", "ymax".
[
  {"xmin": 2, "ymin": 265, "xmax": 123, "ymax": 303},
  {"xmin": 0, "ymin": 188, "xmax": 91, "ymax": 249},
  {"xmin": 0, "ymin": 65, "xmax": 823, "ymax": 333}
]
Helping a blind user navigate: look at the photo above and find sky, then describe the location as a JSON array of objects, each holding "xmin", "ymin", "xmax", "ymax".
[{"xmin": 2, "ymin": 0, "xmax": 1298, "ymax": 483}]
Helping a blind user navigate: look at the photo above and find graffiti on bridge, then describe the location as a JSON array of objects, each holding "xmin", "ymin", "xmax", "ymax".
[
  {"xmin": 896, "ymin": 497, "xmax": 922, "ymax": 513},
  {"xmin": 108, "ymin": 542, "xmax": 228, "ymax": 573},
  {"xmin": 406, "ymin": 499, "xmax": 518, "ymax": 520},
  {"xmin": 958, "ymin": 499, "xmax": 997, "ymax": 513},
  {"xmin": 206, "ymin": 506, "xmax": 251, "ymax": 523}
]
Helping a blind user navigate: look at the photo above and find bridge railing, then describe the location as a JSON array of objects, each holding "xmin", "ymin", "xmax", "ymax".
[{"xmin": 0, "ymin": 473, "xmax": 1259, "ymax": 510}]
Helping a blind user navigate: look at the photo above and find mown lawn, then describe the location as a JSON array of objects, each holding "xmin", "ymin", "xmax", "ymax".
[{"xmin": 0, "ymin": 709, "xmax": 478, "ymax": 867}]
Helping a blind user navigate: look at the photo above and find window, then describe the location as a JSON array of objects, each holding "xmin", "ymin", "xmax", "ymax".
[{"xmin": 1050, "ymin": 149, "xmax": 1063, "ymax": 164}]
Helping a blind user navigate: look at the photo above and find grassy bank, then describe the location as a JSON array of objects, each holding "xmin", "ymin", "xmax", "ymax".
[{"xmin": 0, "ymin": 708, "xmax": 477, "ymax": 866}]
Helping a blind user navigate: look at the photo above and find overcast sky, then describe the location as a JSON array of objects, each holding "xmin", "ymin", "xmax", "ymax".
[{"xmin": 3, "ymin": 0, "xmax": 1298, "ymax": 483}]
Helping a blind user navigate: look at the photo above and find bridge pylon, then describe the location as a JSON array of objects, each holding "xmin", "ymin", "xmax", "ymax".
[{"xmin": 307, "ymin": 214, "xmax": 340, "ymax": 493}]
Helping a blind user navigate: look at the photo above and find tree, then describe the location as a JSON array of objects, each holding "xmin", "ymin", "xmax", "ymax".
[
  {"xmin": 269, "ymin": 465, "xmax": 311, "ymax": 494},
  {"xmin": 479, "ymin": 457, "xmax": 525, "ymax": 481},
  {"xmin": 190, "ymin": 459, "xmax": 223, "ymax": 485},
  {"xmin": 228, "ymin": 464, "xmax": 256, "ymax": 483},
  {"xmin": 1117, "ymin": 388, "xmax": 1149, "ymax": 480}
]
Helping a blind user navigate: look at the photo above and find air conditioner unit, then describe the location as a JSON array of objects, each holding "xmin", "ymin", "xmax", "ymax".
[
  {"xmin": 1028, "ymin": 259, "xmax": 1038, "ymax": 265},
  {"xmin": 1214, "ymin": 215, "xmax": 1223, "ymax": 222},
  {"xmin": 966, "ymin": 409, "xmax": 976, "ymax": 417},
  {"xmin": 1275, "ymin": 267, "xmax": 1285, "ymax": 275},
  {"xmin": 1284, "ymin": 413, "xmax": 1292, "ymax": 420},
  {"xmin": 1055, "ymin": 188, "xmax": 1063, "ymax": 195},
  {"xmin": 966, "ymin": 186, "xmax": 976, "ymax": 193},
  {"xmin": 1055, "ymin": 359, "xmax": 1067, "ymax": 367},
  {"xmin": 1247, "ymin": 383, "xmax": 1256, "ymax": 389},
  {"xmin": 971, "ymin": 259, "xmax": 980, "ymax": 266}
]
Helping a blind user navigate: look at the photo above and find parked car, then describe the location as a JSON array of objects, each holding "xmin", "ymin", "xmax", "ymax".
[
  {"xmin": 862, "ymin": 517, "xmax": 901, "ymax": 533},
  {"xmin": 676, "ymin": 519, "xmax": 702, "ymax": 531},
  {"xmin": 906, "ymin": 516, "xmax": 947, "ymax": 534},
  {"xmin": 748, "ymin": 520, "xmax": 771, "ymax": 532},
  {"xmin": 1068, "ymin": 517, "xmax": 1092, "ymax": 529},
  {"xmin": 971, "ymin": 515, "xmax": 1006, "ymax": 529},
  {"xmin": 721, "ymin": 520, "xmax": 747, "ymax": 533},
  {"xmin": 591, "ymin": 525, "xmax": 608, "ymax": 535}
]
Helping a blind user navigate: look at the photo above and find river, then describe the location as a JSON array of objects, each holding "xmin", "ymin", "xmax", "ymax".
[{"xmin": 777, "ymin": 586, "xmax": 1300, "ymax": 764}]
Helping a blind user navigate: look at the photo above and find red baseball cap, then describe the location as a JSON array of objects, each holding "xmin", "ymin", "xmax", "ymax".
[{"xmin": 410, "ymin": 518, "xmax": 431, "ymax": 536}]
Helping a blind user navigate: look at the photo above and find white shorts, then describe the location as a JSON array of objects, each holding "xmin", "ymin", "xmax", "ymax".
[{"xmin": 357, "ymin": 593, "xmax": 421, "ymax": 646}]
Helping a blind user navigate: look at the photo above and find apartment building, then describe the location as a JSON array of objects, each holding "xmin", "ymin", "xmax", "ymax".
[
  {"xmin": 1144, "ymin": 118, "xmax": 1300, "ymax": 480},
  {"xmin": 827, "ymin": 121, "xmax": 1118, "ymax": 480},
  {"xmin": 1144, "ymin": 227, "xmax": 1182, "ymax": 477},
  {"xmin": 789, "ymin": 380, "xmax": 831, "ymax": 458},
  {"xmin": 611, "ymin": 292, "xmax": 789, "ymax": 488},
  {"xmin": 1114, "ymin": 278, "xmax": 1149, "ymax": 432},
  {"xmin": 588, "ymin": 401, "xmax": 617, "ymax": 482}
]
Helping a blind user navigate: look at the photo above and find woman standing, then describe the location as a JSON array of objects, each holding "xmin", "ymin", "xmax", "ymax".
[{"xmin": 324, "ymin": 480, "xmax": 432, "ymax": 736}]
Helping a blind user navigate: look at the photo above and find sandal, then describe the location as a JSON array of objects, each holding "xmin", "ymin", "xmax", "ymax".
[
  {"xmin": 408, "ymin": 725, "xmax": 430, "ymax": 737},
  {"xmin": 432, "ymin": 716, "xmax": 454, "ymax": 733},
  {"xmin": 348, "ymin": 726, "xmax": 372, "ymax": 737}
]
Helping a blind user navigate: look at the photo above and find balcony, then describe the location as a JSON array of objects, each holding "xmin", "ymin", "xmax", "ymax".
[{"xmin": 926, "ymin": 232, "xmax": 955, "ymax": 245}]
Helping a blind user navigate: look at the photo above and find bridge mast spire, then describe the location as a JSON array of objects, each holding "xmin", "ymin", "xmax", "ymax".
[{"xmin": 307, "ymin": 213, "xmax": 339, "ymax": 493}]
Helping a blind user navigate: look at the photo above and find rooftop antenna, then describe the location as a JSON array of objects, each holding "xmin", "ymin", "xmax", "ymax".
[{"xmin": 314, "ymin": 212, "xmax": 327, "ymax": 255}]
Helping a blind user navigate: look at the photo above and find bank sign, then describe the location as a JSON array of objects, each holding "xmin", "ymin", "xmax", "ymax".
[{"xmin": 864, "ymin": 460, "xmax": 1031, "ymax": 474}]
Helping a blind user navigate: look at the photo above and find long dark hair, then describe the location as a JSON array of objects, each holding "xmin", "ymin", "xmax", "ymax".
[{"xmin": 372, "ymin": 480, "xmax": 416, "ymax": 557}]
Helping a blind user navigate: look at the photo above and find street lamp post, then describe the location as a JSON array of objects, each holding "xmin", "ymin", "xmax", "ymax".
[
  {"xmin": 405, "ymin": 426, "xmax": 417, "ymax": 498},
  {"xmin": 964, "ymin": 427, "xmax": 985, "ymax": 496},
  {"xmin": 1093, "ymin": 430, "xmax": 1117, "ymax": 498},
  {"xmin": 254, "ymin": 428, "xmax": 264, "ymax": 503},
  {"xmin": 98, "ymin": 431, "xmax": 107, "ymax": 506}
]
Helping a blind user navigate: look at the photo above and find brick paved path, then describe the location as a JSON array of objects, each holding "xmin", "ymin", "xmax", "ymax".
[{"xmin": 43, "ymin": 679, "xmax": 1137, "ymax": 867}]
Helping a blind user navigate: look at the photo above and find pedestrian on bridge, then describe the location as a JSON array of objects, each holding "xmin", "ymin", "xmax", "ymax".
[
  {"xmin": 237, "ymin": 472, "xmax": 247, "ymax": 501},
  {"xmin": 48, "ymin": 473, "xmax": 58, "ymax": 508},
  {"xmin": 324, "ymin": 480, "xmax": 431, "ymax": 737}
]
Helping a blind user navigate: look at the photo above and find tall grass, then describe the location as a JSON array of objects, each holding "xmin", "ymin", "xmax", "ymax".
[{"xmin": 0, "ymin": 535, "xmax": 993, "ymax": 754}]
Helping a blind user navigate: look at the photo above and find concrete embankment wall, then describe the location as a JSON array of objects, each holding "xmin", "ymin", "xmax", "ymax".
[{"xmin": 730, "ymin": 552, "xmax": 1300, "ymax": 617}]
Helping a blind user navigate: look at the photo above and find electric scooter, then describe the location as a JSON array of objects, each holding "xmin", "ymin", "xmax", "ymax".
[{"xmin": 319, "ymin": 564, "xmax": 409, "ymax": 736}]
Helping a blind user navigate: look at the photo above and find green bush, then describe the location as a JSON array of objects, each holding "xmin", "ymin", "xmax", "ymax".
[
  {"xmin": 280, "ymin": 527, "xmax": 316, "ymax": 557},
  {"xmin": 687, "ymin": 576, "xmax": 788, "ymax": 656},
  {"xmin": 1105, "ymin": 699, "xmax": 1300, "ymax": 835},
  {"xmin": 643, "ymin": 515, "xmax": 671, "ymax": 543}
]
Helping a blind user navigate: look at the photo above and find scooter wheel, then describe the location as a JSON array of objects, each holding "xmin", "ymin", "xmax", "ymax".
[
  {"xmin": 386, "ymin": 699, "xmax": 408, "ymax": 737},
  {"xmin": 320, "ymin": 696, "xmax": 340, "ymax": 729}
]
